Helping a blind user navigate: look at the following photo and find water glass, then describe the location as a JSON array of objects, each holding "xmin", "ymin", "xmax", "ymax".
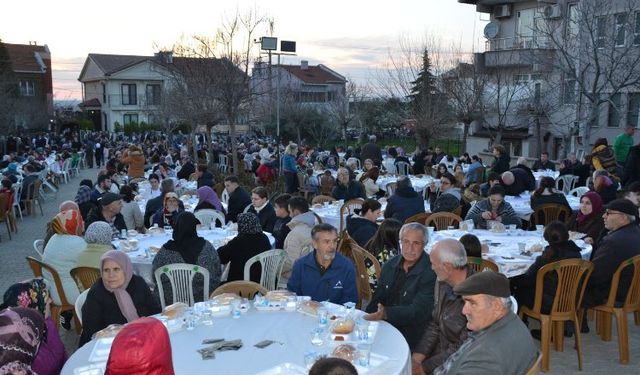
[
  {"xmin": 356, "ymin": 344, "xmax": 371, "ymax": 367},
  {"xmin": 317, "ymin": 308, "xmax": 328, "ymax": 326},
  {"xmin": 356, "ymin": 320, "xmax": 370, "ymax": 342},
  {"xmin": 200, "ymin": 310, "xmax": 213, "ymax": 326},
  {"xmin": 304, "ymin": 351, "xmax": 319, "ymax": 369},
  {"xmin": 518, "ymin": 242, "xmax": 526, "ymax": 253},
  {"xmin": 311, "ymin": 328, "xmax": 324, "ymax": 346},
  {"xmin": 536, "ymin": 225, "xmax": 544, "ymax": 233},
  {"xmin": 231, "ymin": 300, "xmax": 241, "ymax": 319},
  {"xmin": 185, "ymin": 312, "xmax": 196, "ymax": 330}
]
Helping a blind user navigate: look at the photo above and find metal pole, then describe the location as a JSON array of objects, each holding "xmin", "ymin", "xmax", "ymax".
[{"xmin": 276, "ymin": 54, "xmax": 281, "ymax": 175}]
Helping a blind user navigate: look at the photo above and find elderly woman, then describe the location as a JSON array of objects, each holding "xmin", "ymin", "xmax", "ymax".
[
  {"xmin": 465, "ymin": 185, "xmax": 522, "ymax": 229},
  {"xmin": 194, "ymin": 185, "xmax": 225, "ymax": 213},
  {"xmin": 247, "ymin": 186, "xmax": 277, "ymax": 233},
  {"xmin": 151, "ymin": 192, "xmax": 183, "ymax": 229},
  {"xmin": 567, "ymin": 192, "xmax": 605, "ymax": 245},
  {"xmin": 218, "ymin": 213, "xmax": 272, "ymax": 283},
  {"xmin": 77, "ymin": 221, "xmax": 114, "ymax": 269},
  {"xmin": 79, "ymin": 250, "xmax": 160, "ymax": 346},
  {"xmin": 283, "ymin": 143, "xmax": 299, "ymax": 193},
  {"xmin": 152, "ymin": 212, "xmax": 221, "ymax": 305},
  {"xmin": 0, "ymin": 307, "xmax": 46, "ymax": 375},
  {"xmin": 1, "ymin": 280, "xmax": 67, "ymax": 375},
  {"xmin": 42, "ymin": 209, "xmax": 86, "ymax": 308}
]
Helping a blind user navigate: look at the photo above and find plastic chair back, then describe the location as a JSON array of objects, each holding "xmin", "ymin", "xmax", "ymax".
[
  {"xmin": 531, "ymin": 203, "xmax": 572, "ymax": 228},
  {"xmin": 385, "ymin": 182, "xmax": 397, "ymax": 196},
  {"xmin": 339, "ymin": 198, "xmax": 364, "ymax": 233},
  {"xmin": 70, "ymin": 267, "xmax": 101, "ymax": 292},
  {"xmin": 210, "ymin": 280, "xmax": 268, "ymax": 300},
  {"xmin": 243, "ymin": 249, "xmax": 287, "ymax": 291},
  {"xmin": 396, "ymin": 162, "xmax": 410, "ymax": 176},
  {"xmin": 568, "ymin": 186, "xmax": 589, "ymax": 197},
  {"xmin": 154, "ymin": 263, "xmax": 210, "ymax": 309},
  {"xmin": 425, "ymin": 212, "xmax": 462, "ymax": 230},
  {"xmin": 33, "ymin": 239, "xmax": 44, "ymax": 258},
  {"xmin": 221, "ymin": 189, "xmax": 230, "ymax": 204},
  {"xmin": 194, "ymin": 209, "xmax": 225, "ymax": 228},
  {"xmin": 467, "ymin": 256, "xmax": 499, "ymax": 273},
  {"xmin": 556, "ymin": 175, "xmax": 578, "ymax": 194},
  {"xmin": 75, "ymin": 289, "xmax": 89, "ymax": 325}
]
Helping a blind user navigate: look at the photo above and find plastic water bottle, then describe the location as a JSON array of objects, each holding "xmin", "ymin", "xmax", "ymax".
[{"xmin": 231, "ymin": 300, "xmax": 241, "ymax": 319}]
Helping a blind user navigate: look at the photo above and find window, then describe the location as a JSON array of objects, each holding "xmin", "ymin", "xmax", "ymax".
[
  {"xmin": 563, "ymin": 79, "xmax": 577, "ymax": 104},
  {"xmin": 123, "ymin": 114, "xmax": 138, "ymax": 125},
  {"xmin": 608, "ymin": 93, "xmax": 622, "ymax": 127},
  {"xmin": 102, "ymin": 83, "xmax": 106, "ymax": 103},
  {"xmin": 628, "ymin": 93, "xmax": 640, "ymax": 128},
  {"xmin": 615, "ymin": 13, "xmax": 628, "ymax": 47},
  {"xmin": 635, "ymin": 12, "xmax": 640, "ymax": 45},
  {"xmin": 121, "ymin": 84, "xmax": 137, "ymax": 105},
  {"xmin": 146, "ymin": 84, "xmax": 161, "ymax": 105},
  {"xmin": 296, "ymin": 91, "xmax": 326, "ymax": 103},
  {"xmin": 19, "ymin": 80, "xmax": 34, "ymax": 96},
  {"xmin": 566, "ymin": 3, "xmax": 579, "ymax": 40},
  {"xmin": 596, "ymin": 16, "xmax": 607, "ymax": 48}
]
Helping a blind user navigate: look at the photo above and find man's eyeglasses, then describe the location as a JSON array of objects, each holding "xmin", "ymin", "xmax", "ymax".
[{"xmin": 604, "ymin": 210, "xmax": 624, "ymax": 216}]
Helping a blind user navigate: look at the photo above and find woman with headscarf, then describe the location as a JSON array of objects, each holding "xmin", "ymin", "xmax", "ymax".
[
  {"xmin": 567, "ymin": 191, "xmax": 605, "ymax": 245},
  {"xmin": 0, "ymin": 280, "xmax": 67, "ymax": 375},
  {"xmin": 218, "ymin": 212, "xmax": 271, "ymax": 283},
  {"xmin": 79, "ymin": 250, "xmax": 160, "ymax": 346},
  {"xmin": 41, "ymin": 209, "xmax": 86, "ymax": 308},
  {"xmin": 0, "ymin": 307, "xmax": 45, "ymax": 375},
  {"xmin": 194, "ymin": 186, "xmax": 225, "ymax": 214},
  {"xmin": 152, "ymin": 212, "xmax": 221, "ymax": 305},
  {"xmin": 105, "ymin": 317, "xmax": 174, "ymax": 375},
  {"xmin": 151, "ymin": 192, "xmax": 183, "ymax": 229},
  {"xmin": 74, "ymin": 185, "xmax": 97, "ymax": 223},
  {"xmin": 76, "ymin": 222, "xmax": 114, "ymax": 269}
]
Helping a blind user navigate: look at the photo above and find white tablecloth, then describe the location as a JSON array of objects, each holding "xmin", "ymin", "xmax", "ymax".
[
  {"xmin": 62, "ymin": 308, "xmax": 410, "ymax": 375},
  {"xmin": 376, "ymin": 175, "xmax": 433, "ymax": 192},
  {"xmin": 115, "ymin": 228, "xmax": 275, "ymax": 284},
  {"xmin": 429, "ymin": 229, "xmax": 592, "ymax": 278},
  {"xmin": 312, "ymin": 200, "xmax": 430, "ymax": 229},
  {"xmin": 533, "ymin": 171, "xmax": 559, "ymax": 182},
  {"xmin": 504, "ymin": 193, "xmax": 580, "ymax": 220}
]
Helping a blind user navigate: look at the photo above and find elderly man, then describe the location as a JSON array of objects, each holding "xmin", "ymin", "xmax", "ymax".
[
  {"xmin": 583, "ymin": 199, "xmax": 640, "ymax": 324},
  {"xmin": 559, "ymin": 152, "xmax": 582, "ymax": 176},
  {"xmin": 224, "ymin": 175, "xmax": 252, "ymax": 223},
  {"xmin": 364, "ymin": 223, "xmax": 436, "ymax": 349},
  {"xmin": 332, "ymin": 167, "xmax": 365, "ymax": 201},
  {"xmin": 500, "ymin": 168, "xmax": 535, "ymax": 197},
  {"xmin": 412, "ymin": 239, "xmax": 473, "ymax": 375},
  {"xmin": 287, "ymin": 223, "xmax": 357, "ymax": 304},
  {"xmin": 143, "ymin": 178, "xmax": 184, "ymax": 228},
  {"xmin": 434, "ymin": 272, "xmax": 537, "ymax": 375},
  {"xmin": 384, "ymin": 176, "xmax": 425, "ymax": 223},
  {"xmin": 85, "ymin": 192, "xmax": 127, "ymax": 237}
]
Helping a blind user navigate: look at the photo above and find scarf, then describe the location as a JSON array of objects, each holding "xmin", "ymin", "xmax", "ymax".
[
  {"xmin": 85, "ymin": 221, "xmax": 114, "ymax": 245},
  {"xmin": 58, "ymin": 200, "xmax": 79, "ymax": 213},
  {"xmin": 197, "ymin": 186, "xmax": 223, "ymax": 212},
  {"xmin": 0, "ymin": 307, "xmax": 45, "ymax": 375},
  {"xmin": 162, "ymin": 192, "xmax": 181, "ymax": 228},
  {"xmin": 576, "ymin": 191, "xmax": 604, "ymax": 225},
  {"xmin": 100, "ymin": 251, "xmax": 139, "ymax": 323},
  {"xmin": 50, "ymin": 209, "xmax": 84, "ymax": 236},
  {"xmin": 0, "ymin": 279, "xmax": 49, "ymax": 317},
  {"xmin": 237, "ymin": 212, "xmax": 263, "ymax": 235},
  {"xmin": 75, "ymin": 186, "xmax": 92, "ymax": 205},
  {"xmin": 162, "ymin": 212, "xmax": 205, "ymax": 264}
]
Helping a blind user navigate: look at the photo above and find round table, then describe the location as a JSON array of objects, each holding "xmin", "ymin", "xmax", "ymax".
[
  {"xmin": 115, "ymin": 228, "xmax": 275, "ymax": 285},
  {"xmin": 429, "ymin": 229, "xmax": 592, "ymax": 278},
  {"xmin": 504, "ymin": 193, "xmax": 580, "ymax": 220},
  {"xmin": 312, "ymin": 200, "xmax": 430, "ymax": 230},
  {"xmin": 62, "ymin": 307, "xmax": 410, "ymax": 375},
  {"xmin": 376, "ymin": 175, "xmax": 432, "ymax": 192}
]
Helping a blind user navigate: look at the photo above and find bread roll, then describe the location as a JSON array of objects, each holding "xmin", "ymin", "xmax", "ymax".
[{"xmin": 332, "ymin": 319, "xmax": 355, "ymax": 334}]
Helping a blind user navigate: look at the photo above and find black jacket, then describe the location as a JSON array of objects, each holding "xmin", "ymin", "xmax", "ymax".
[
  {"xmin": 491, "ymin": 153, "xmax": 510, "ymax": 174},
  {"xmin": 512, "ymin": 164, "xmax": 536, "ymax": 188},
  {"xmin": 85, "ymin": 208, "xmax": 127, "ymax": 232},
  {"xmin": 332, "ymin": 181, "xmax": 366, "ymax": 201},
  {"xmin": 226, "ymin": 187, "xmax": 251, "ymax": 223},
  {"xmin": 532, "ymin": 160, "xmax": 556, "ymax": 171},
  {"xmin": 365, "ymin": 253, "xmax": 436, "ymax": 350},
  {"xmin": 384, "ymin": 187, "xmax": 425, "ymax": 223},
  {"xmin": 248, "ymin": 203, "xmax": 277, "ymax": 233},
  {"xmin": 360, "ymin": 143, "xmax": 382, "ymax": 165},
  {"xmin": 530, "ymin": 193, "xmax": 571, "ymax": 212},
  {"xmin": 346, "ymin": 215, "xmax": 378, "ymax": 248},
  {"xmin": 218, "ymin": 233, "xmax": 272, "ymax": 283},
  {"xmin": 176, "ymin": 161, "xmax": 195, "ymax": 180},
  {"xmin": 622, "ymin": 144, "xmax": 640, "ymax": 187},
  {"xmin": 503, "ymin": 167, "xmax": 535, "ymax": 196},
  {"xmin": 79, "ymin": 275, "xmax": 160, "ymax": 346},
  {"xmin": 272, "ymin": 216, "xmax": 291, "ymax": 249}
]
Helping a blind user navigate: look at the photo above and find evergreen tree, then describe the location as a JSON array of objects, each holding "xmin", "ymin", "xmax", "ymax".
[{"xmin": 408, "ymin": 48, "xmax": 437, "ymax": 110}]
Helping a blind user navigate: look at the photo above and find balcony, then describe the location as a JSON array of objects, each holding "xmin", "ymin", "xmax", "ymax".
[{"xmin": 481, "ymin": 36, "xmax": 555, "ymax": 70}]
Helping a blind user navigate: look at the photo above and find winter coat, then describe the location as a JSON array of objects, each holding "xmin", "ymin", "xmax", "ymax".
[
  {"xmin": 490, "ymin": 153, "xmax": 510, "ymax": 174},
  {"xmin": 589, "ymin": 145, "xmax": 618, "ymax": 177},
  {"xmin": 346, "ymin": 215, "xmax": 378, "ymax": 248},
  {"xmin": 226, "ymin": 187, "xmax": 251, "ymax": 223},
  {"xmin": 282, "ymin": 211, "xmax": 317, "ymax": 280},
  {"xmin": 622, "ymin": 144, "xmax": 640, "ymax": 187},
  {"xmin": 384, "ymin": 187, "xmax": 425, "ymax": 223},
  {"xmin": 120, "ymin": 150, "xmax": 145, "ymax": 178},
  {"xmin": 247, "ymin": 202, "xmax": 277, "ymax": 233},
  {"xmin": 429, "ymin": 188, "xmax": 462, "ymax": 213},
  {"xmin": 42, "ymin": 234, "xmax": 87, "ymax": 305},
  {"xmin": 332, "ymin": 181, "xmax": 366, "ymax": 201},
  {"xmin": 465, "ymin": 198, "xmax": 522, "ymax": 229},
  {"xmin": 218, "ymin": 233, "xmax": 272, "ymax": 283},
  {"xmin": 502, "ymin": 167, "xmax": 535, "ymax": 196}
]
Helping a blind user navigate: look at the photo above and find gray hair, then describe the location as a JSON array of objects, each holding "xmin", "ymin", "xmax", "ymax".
[
  {"xmin": 516, "ymin": 157, "xmax": 527, "ymax": 166},
  {"xmin": 486, "ymin": 295, "xmax": 512, "ymax": 311},
  {"xmin": 434, "ymin": 239, "xmax": 468, "ymax": 268},
  {"xmin": 626, "ymin": 214, "xmax": 636, "ymax": 223},
  {"xmin": 399, "ymin": 223, "xmax": 428, "ymax": 244}
]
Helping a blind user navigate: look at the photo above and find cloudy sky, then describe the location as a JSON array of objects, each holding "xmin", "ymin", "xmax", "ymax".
[{"xmin": 1, "ymin": 0, "xmax": 487, "ymax": 100}]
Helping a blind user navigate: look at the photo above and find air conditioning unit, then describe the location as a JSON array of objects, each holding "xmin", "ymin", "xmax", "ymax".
[
  {"xmin": 543, "ymin": 4, "xmax": 562, "ymax": 19},
  {"xmin": 494, "ymin": 4, "xmax": 511, "ymax": 18}
]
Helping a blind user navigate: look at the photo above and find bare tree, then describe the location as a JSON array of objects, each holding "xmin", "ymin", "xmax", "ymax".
[{"xmin": 327, "ymin": 80, "xmax": 362, "ymax": 141}]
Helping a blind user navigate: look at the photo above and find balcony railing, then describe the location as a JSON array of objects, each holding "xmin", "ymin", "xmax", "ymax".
[{"xmin": 485, "ymin": 36, "xmax": 552, "ymax": 52}]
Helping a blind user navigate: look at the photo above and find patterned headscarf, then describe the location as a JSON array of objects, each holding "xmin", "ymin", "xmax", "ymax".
[
  {"xmin": 50, "ymin": 209, "xmax": 84, "ymax": 236},
  {"xmin": 100, "ymin": 251, "xmax": 139, "ymax": 323},
  {"xmin": 75, "ymin": 186, "xmax": 92, "ymax": 205},
  {"xmin": 0, "ymin": 307, "xmax": 45, "ymax": 375},
  {"xmin": 58, "ymin": 200, "xmax": 79, "ymax": 213},
  {"xmin": 197, "ymin": 186, "xmax": 223, "ymax": 211},
  {"xmin": 0, "ymin": 279, "xmax": 49, "ymax": 316},
  {"xmin": 85, "ymin": 221, "xmax": 113, "ymax": 245},
  {"xmin": 237, "ymin": 212, "xmax": 263, "ymax": 235}
]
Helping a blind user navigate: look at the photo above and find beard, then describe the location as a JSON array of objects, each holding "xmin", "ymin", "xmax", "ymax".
[{"xmin": 322, "ymin": 252, "xmax": 336, "ymax": 261}]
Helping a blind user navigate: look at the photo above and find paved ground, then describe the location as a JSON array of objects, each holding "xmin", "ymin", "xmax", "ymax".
[{"xmin": 0, "ymin": 166, "xmax": 638, "ymax": 373}]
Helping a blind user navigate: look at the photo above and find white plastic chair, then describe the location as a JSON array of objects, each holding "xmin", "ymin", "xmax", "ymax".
[
  {"xmin": 555, "ymin": 175, "xmax": 578, "ymax": 194},
  {"xmin": 510, "ymin": 295, "xmax": 518, "ymax": 314},
  {"xmin": 396, "ymin": 161, "xmax": 411, "ymax": 176},
  {"xmin": 60, "ymin": 159, "xmax": 71, "ymax": 184},
  {"xmin": 12, "ymin": 183, "xmax": 22, "ymax": 221},
  {"xmin": 218, "ymin": 155, "xmax": 228, "ymax": 173},
  {"xmin": 75, "ymin": 289, "xmax": 89, "ymax": 325},
  {"xmin": 568, "ymin": 186, "xmax": 589, "ymax": 197},
  {"xmin": 243, "ymin": 249, "xmax": 287, "ymax": 291},
  {"xmin": 33, "ymin": 239, "xmax": 44, "ymax": 258},
  {"xmin": 221, "ymin": 189, "xmax": 230, "ymax": 204},
  {"xmin": 220, "ymin": 262, "xmax": 231, "ymax": 282},
  {"xmin": 194, "ymin": 209, "xmax": 225, "ymax": 228},
  {"xmin": 154, "ymin": 263, "xmax": 210, "ymax": 309}
]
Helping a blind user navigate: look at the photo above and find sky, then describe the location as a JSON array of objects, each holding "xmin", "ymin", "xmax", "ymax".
[{"xmin": 1, "ymin": 0, "xmax": 488, "ymax": 101}]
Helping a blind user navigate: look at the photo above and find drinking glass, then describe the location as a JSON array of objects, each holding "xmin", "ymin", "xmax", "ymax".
[
  {"xmin": 356, "ymin": 320, "xmax": 370, "ymax": 342},
  {"xmin": 317, "ymin": 308, "xmax": 328, "ymax": 326},
  {"xmin": 356, "ymin": 344, "xmax": 371, "ymax": 366}
]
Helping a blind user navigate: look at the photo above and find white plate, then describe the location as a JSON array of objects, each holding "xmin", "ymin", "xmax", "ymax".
[
  {"xmin": 88, "ymin": 337, "xmax": 114, "ymax": 363},
  {"xmin": 254, "ymin": 362, "xmax": 307, "ymax": 375},
  {"xmin": 354, "ymin": 353, "xmax": 391, "ymax": 374}
]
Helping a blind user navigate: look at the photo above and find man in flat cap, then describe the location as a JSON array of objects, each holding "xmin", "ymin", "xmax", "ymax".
[
  {"xmin": 433, "ymin": 271, "xmax": 537, "ymax": 375},
  {"xmin": 85, "ymin": 192, "xmax": 127, "ymax": 237},
  {"xmin": 582, "ymin": 198, "xmax": 640, "ymax": 331}
]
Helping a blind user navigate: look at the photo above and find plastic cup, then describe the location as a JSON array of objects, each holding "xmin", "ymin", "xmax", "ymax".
[
  {"xmin": 518, "ymin": 243, "xmax": 526, "ymax": 252},
  {"xmin": 356, "ymin": 320, "xmax": 370, "ymax": 342},
  {"xmin": 536, "ymin": 225, "xmax": 544, "ymax": 233},
  {"xmin": 317, "ymin": 308, "xmax": 328, "ymax": 326},
  {"xmin": 356, "ymin": 344, "xmax": 371, "ymax": 366}
]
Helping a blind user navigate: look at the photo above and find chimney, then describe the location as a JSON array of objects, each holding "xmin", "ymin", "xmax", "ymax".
[
  {"xmin": 301, "ymin": 60, "xmax": 309, "ymax": 70},
  {"xmin": 155, "ymin": 51, "xmax": 173, "ymax": 64}
]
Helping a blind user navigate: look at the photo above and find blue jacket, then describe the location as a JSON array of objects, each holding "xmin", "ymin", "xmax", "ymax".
[
  {"xmin": 282, "ymin": 154, "xmax": 297, "ymax": 173},
  {"xmin": 287, "ymin": 250, "xmax": 358, "ymax": 304}
]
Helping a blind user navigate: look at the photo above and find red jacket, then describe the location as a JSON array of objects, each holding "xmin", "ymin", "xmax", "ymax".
[{"xmin": 105, "ymin": 317, "xmax": 174, "ymax": 375}]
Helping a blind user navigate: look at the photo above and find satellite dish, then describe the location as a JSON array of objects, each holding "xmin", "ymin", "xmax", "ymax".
[{"xmin": 484, "ymin": 22, "xmax": 500, "ymax": 39}]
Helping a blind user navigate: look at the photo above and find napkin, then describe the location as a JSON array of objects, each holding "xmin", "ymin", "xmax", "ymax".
[{"xmin": 198, "ymin": 339, "xmax": 243, "ymax": 360}]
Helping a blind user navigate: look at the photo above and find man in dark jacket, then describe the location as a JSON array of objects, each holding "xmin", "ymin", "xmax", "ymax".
[
  {"xmin": 384, "ymin": 176, "xmax": 425, "ymax": 223},
  {"xmin": 331, "ymin": 168, "xmax": 366, "ymax": 201},
  {"xmin": 584, "ymin": 199, "xmax": 640, "ymax": 313},
  {"xmin": 364, "ymin": 223, "xmax": 436, "ymax": 349},
  {"xmin": 412, "ymin": 239, "xmax": 473, "ymax": 374},
  {"xmin": 360, "ymin": 135, "xmax": 382, "ymax": 166},
  {"xmin": 224, "ymin": 175, "xmax": 251, "ymax": 222},
  {"xmin": 429, "ymin": 173, "xmax": 462, "ymax": 213},
  {"xmin": 176, "ymin": 156, "xmax": 195, "ymax": 180},
  {"xmin": 85, "ymin": 192, "xmax": 128, "ymax": 236},
  {"xmin": 143, "ymin": 179, "xmax": 185, "ymax": 228},
  {"xmin": 531, "ymin": 152, "xmax": 555, "ymax": 171},
  {"xmin": 622, "ymin": 143, "xmax": 640, "ymax": 187},
  {"xmin": 500, "ymin": 168, "xmax": 535, "ymax": 196}
]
